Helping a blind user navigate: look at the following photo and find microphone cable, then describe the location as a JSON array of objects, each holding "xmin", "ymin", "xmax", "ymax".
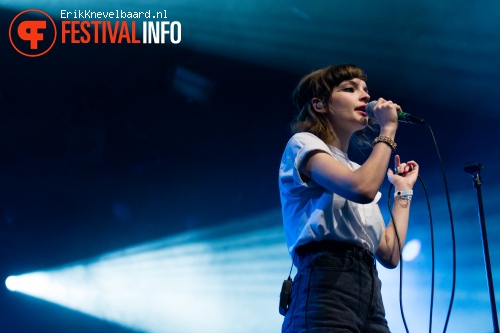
[
  {"xmin": 386, "ymin": 120, "xmax": 456, "ymax": 333},
  {"xmin": 424, "ymin": 122, "xmax": 457, "ymax": 332},
  {"xmin": 387, "ymin": 174, "xmax": 435, "ymax": 333}
]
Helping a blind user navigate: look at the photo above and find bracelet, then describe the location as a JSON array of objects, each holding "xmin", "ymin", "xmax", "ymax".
[
  {"xmin": 373, "ymin": 136, "xmax": 397, "ymax": 151},
  {"xmin": 395, "ymin": 189, "xmax": 413, "ymax": 201}
]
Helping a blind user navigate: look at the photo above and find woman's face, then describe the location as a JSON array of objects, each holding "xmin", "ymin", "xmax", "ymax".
[{"xmin": 327, "ymin": 78, "xmax": 370, "ymax": 132}]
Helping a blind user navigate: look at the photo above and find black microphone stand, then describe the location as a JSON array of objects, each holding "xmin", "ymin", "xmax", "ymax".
[{"xmin": 464, "ymin": 162, "xmax": 499, "ymax": 333}]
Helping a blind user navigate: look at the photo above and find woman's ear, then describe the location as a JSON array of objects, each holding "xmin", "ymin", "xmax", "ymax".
[{"xmin": 311, "ymin": 98, "xmax": 326, "ymax": 113}]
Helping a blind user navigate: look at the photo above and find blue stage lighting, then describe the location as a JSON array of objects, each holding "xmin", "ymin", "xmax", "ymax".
[
  {"xmin": 5, "ymin": 211, "xmax": 291, "ymax": 333},
  {"xmin": 5, "ymin": 193, "xmax": 499, "ymax": 333},
  {"xmin": 402, "ymin": 239, "xmax": 421, "ymax": 262}
]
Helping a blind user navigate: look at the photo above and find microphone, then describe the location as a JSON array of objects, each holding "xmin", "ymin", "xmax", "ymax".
[{"xmin": 366, "ymin": 101, "xmax": 426, "ymax": 124}]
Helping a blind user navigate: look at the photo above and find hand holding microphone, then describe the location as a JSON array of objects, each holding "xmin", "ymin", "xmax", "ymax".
[{"xmin": 366, "ymin": 99, "xmax": 426, "ymax": 125}]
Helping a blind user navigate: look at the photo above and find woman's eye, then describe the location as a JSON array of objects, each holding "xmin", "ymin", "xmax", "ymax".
[{"xmin": 342, "ymin": 87, "xmax": 354, "ymax": 92}]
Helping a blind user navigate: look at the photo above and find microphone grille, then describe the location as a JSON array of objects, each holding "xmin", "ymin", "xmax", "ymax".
[{"xmin": 366, "ymin": 101, "xmax": 377, "ymax": 122}]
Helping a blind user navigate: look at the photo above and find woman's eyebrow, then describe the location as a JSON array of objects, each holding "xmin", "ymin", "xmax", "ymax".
[{"xmin": 341, "ymin": 80, "xmax": 369, "ymax": 93}]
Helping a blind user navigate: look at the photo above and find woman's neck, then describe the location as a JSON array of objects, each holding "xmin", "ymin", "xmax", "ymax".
[{"xmin": 329, "ymin": 129, "xmax": 351, "ymax": 153}]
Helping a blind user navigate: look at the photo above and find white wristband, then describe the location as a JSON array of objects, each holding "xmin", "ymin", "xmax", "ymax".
[{"xmin": 395, "ymin": 189, "xmax": 413, "ymax": 201}]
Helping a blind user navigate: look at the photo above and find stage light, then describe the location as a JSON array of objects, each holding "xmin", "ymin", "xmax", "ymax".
[
  {"xmin": 5, "ymin": 276, "xmax": 18, "ymax": 291},
  {"xmin": 402, "ymin": 239, "xmax": 421, "ymax": 262},
  {"xmin": 5, "ymin": 190, "xmax": 500, "ymax": 333},
  {"xmin": 5, "ymin": 210, "xmax": 292, "ymax": 333}
]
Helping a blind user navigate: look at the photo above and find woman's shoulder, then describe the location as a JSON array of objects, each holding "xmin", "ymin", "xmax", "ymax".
[
  {"xmin": 282, "ymin": 132, "xmax": 333, "ymax": 167},
  {"xmin": 286, "ymin": 132, "xmax": 325, "ymax": 148},
  {"xmin": 283, "ymin": 132, "xmax": 333, "ymax": 157}
]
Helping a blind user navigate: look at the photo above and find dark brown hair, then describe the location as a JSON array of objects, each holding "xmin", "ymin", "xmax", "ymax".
[{"xmin": 291, "ymin": 64, "xmax": 372, "ymax": 146}]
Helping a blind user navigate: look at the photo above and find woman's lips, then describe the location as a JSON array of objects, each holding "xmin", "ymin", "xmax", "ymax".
[{"xmin": 355, "ymin": 106, "xmax": 367, "ymax": 117}]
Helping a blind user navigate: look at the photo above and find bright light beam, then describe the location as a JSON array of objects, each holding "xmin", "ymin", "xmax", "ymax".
[
  {"xmin": 5, "ymin": 191, "xmax": 500, "ymax": 333},
  {"xmin": 5, "ymin": 210, "xmax": 291, "ymax": 333},
  {"xmin": 402, "ymin": 239, "xmax": 421, "ymax": 262}
]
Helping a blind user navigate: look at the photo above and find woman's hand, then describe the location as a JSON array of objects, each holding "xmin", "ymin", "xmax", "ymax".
[
  {"xmin": 372, "ymin": 98, "xmax": 400, "ymax": 130},
  {"xmin": 387, "ymin": 154, "xmax": 419, "ymax": 189},
  {"xmin": 377, "ymin": 154, "xmax": 419, "ymax": 268}
]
